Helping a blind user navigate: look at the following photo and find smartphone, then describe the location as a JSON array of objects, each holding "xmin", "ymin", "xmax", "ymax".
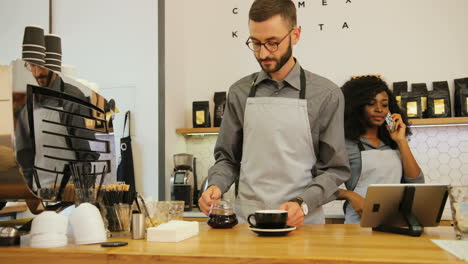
[
  {"xmin": 101, "ymin": 241, "xmax": 128, "ymax": 247},
  {"xmin": 385, "ymin": 113, "xmax": 394, "ymax": 132}
]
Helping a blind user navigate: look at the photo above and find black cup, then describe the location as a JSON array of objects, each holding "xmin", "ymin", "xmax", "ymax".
[
  {"xmin": 22, "ymin": 51, "xmax": 45, "ymax": 61},
  {"xmin": 45, "ymin": 34, "xmax": 62, "ymax": 54},
  {"xmin": 23, "ymin": 26, "xmax": 45, "ymax": 47},
  {"xmin": 45, "ymin": 53, "xmax": 62, "ymax": 61},
  {"xmin": 44, "ymin": 64, "xmax": 61, "ymax": 72},
  {"xmin": 22, "ymin": 45, "xmax": 46, "ymax": 53},
  {"xmin": 247, "ymin": 210, "xmax": 288, "ymax": 229}
]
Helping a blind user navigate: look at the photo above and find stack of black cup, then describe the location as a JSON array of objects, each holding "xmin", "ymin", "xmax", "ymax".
[
  {"xmin": 22, "ymin": 26, "xmax": 46, "ymax": 66},
  {"xmin": 44, "ymin": 34, "xmax": 62, "ymax": 72}
]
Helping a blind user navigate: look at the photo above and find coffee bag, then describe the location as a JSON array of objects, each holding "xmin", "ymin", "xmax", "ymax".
[
  {"xmin": 454, "ymin": 78, "xmax": 468, "ymax": 117},
  {"xmin": 393, "ymin": 81, "xmax": 408, "ymax": 110},
  {"xmin": 428, "ymin": 81, "xmax": 451, "ymax": 118},
  {"xmin": 192, "ymin": 101, "xmax": 211, "ymax": 128},
  {"xmin": 408, "ymin": 83, "xmax": 428, "ymax": 118},
  {"xmin": 213, "ymin": 92, "xmax": 226, "ymax": 127}
]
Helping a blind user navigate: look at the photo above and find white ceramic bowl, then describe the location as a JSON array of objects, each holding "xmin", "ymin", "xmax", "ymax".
[
  {"xmin": 30, "ymin": 233, "xmax": 67, "ymax": 248},
  {"xmin": 69, "ymin": 203, "xmax": 107, "ymax": 245},
  {"xmin": 30, "ymin": 211, "xmax": 68, "ymax": 235}
]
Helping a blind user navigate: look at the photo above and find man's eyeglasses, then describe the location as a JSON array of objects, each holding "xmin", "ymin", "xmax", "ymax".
[
  {"xmin": 24, "ymin": 62, "xmax": 39, "ymax": 72},
  {"xmin": 245, "ymin": 28, "xmax": 294, "ymax": 52}
]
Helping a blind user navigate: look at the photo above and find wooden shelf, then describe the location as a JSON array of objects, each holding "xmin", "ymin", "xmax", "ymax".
[
  {"xmin": 409, "ymin": 117, "xmax": 468, "ymax": 126},
  {"xmin": 176, "ymin": 117, "xmax": 468, "ymax": 135},
  {"xmin": 0, "ymin": 204, "xmax": 28, "ymax": 215},
  {"xmin": 176, "ymin": 127, "xmax": 220, "ymax": 135}
]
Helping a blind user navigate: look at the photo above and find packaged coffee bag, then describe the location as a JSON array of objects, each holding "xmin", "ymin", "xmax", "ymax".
[
  {"xmin": 410, "ymin": 83, "xmax": 428, "ymax": 118},
  {"xmin": 454, "ymin": 77, "xmax": 468, "ymax": 117},
  {"xmin": 213, "ymin": 92, "xmax": 226, "ymax": 127},
  {"xmin": 192, "ymin": 101, "xmax": 211, "ymax": 128},
  {"xmin": 428, "ymin": 81, "xmax": 451, "ymax": 118},
  {"xmin": 393, "ymin": 81, "xmax": 408, "ymax": 110},
  {"xmin": 404, "ymin": 96, "xmax": 422, "ymax": 118}
]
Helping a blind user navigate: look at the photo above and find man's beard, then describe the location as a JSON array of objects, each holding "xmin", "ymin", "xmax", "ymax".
[
  {"xmin": 35, "ymin": 70, "xmax": 54, "ymax": 87},
  {"xmin": 257, "ymin": 42, "xmax": 293, "ymax": 74}
]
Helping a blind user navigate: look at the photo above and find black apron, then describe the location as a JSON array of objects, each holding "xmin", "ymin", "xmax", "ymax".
[{"xmin": 117, "ymin": 111, "xmax": 136, "ymax": 192}]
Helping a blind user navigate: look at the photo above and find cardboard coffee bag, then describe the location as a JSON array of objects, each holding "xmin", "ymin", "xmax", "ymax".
[
  {"xmin": 410, "ymin": 83, "xmax": 428, "ymax": 118},
  {"xmin": 192, "ymin": 101, "xmax": 211, "ymax": 128},
  {"xmin": 428, "ymin": 81, "xmax": 451, "ymax": 118},
  {"xmin": 393, "ymin": 81, "xmax": 408, "ymax": 110},
  {"xmin": 454, "ymin": 77, "xmax": 468, "ymax": 117},
  {"xmin": 213, "ymin": 92, "xmax": 226, "ymax": 127}
]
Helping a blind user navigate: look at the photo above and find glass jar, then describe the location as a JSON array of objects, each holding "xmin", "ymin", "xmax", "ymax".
[{"xmin": 207, "ymin": 200, "xmax": 238, "ymax": 229}]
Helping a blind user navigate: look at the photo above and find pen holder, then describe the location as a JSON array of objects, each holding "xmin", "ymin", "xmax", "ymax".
[{"xmin": 114, "ymin": 203, "xmax": 132, "ymax": 234}]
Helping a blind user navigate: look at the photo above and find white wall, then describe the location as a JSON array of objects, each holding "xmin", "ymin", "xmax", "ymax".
[
  {"xmin": 166, "ymin": 0, "xmax": 468, "ymax": 128},
  {"xmin": 52, "ymin": 0, "xmax": 159, "ymax": 198},
  {"xmin": 0, "ymin": 0, "xmax": 49, "ymax": 65},
  {"xmin": 165, "ymin": 1, "xmax": 189, "ymax": 199},
  {"xmin": 165, "ymin": 0, "xmax": 468, "ymax": 199},
  {"xmin": 296, "ymin": 0, "xmax": 468, "ymax": 85}
]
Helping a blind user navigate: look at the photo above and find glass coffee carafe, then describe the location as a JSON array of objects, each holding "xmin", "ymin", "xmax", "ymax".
[{"xmin": 207, "ymin": 200, "xmax": 238, "ymax": 228}]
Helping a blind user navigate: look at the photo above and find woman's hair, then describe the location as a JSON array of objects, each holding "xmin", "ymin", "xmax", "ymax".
[{"xmin": 341, "ymin": 76, "xmax": 411, "ymax": 149}]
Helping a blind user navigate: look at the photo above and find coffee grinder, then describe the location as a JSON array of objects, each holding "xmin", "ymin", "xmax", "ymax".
[{"xmin": 170, "ymin": 153, "xmax": 198, "ymax": 211}]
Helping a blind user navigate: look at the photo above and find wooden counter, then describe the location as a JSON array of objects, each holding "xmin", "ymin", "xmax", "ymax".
[
  {"xmin": 0, "ymin": 204, "xmax": 28, "ymax": 215},
  {"xmin": 0, "ymin": 224, "xmax": 464, "ymax": 264}
]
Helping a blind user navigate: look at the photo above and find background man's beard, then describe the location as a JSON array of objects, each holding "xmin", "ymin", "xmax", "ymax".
[
  {"xmin": 36, "ymin": 75, "xmax": 48, "ymax": 86},
  {"xmin": 36, "ymin": 71, "xmax": 54, "ymax": 87}
]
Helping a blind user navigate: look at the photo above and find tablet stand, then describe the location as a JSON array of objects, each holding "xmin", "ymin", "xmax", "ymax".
[{"xmin": 372, "ymin": 186, "xmax": 423, "ymax": 237}]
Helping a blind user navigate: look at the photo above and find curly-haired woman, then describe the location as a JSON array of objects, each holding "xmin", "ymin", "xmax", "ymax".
[{"xmin": 338, "ymin": 76, "xmax": 424, "ymax": 224}]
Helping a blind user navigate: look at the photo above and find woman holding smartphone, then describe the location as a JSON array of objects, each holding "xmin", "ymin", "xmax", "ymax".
[{"xmin": 338, "ymin": 76, "xmax": 424, "ymax": 224}]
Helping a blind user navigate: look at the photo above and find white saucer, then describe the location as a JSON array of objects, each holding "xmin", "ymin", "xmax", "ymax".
[
  {"xmin": 248, "ymin": 225, "xmax": 296, "ymax": 236},
  {"xmin": 249, "ymin": 225, "xmax": 296, "ymax": 232}
]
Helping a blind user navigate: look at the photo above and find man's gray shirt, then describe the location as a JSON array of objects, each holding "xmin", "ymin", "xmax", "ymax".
[{"xmin": 208, "ymin": 61, "xmax": 351, "ymax": 210}]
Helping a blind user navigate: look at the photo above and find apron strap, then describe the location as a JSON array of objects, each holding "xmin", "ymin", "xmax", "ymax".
[
  {"xmin": 343, "ymin": 139, "xmax": 365, "ymax": 213},
  {"xmin": 357, "ymin": 141, "xmax": 365, "ymax": 151},
  {"xmin": 122, "ymin": 111, "xmax": 131, "ymax": 137},
  {"xmin": 248, "ymin": 67, "xmax": 306, "ymax": 99},
  {"xmin": 353, "ymin": 139, "xmax": 365, "ymax": 191},
  {"xmin": 299, "ymin": 68, "xmax": 306, "ymax": 99},
  {"xmin": 248, "ymin": 77, "xmax": 258, "ymax": 97},
  {"xmin": 59, "ymin": 77, "xmax": 65, "ymax": 93}
]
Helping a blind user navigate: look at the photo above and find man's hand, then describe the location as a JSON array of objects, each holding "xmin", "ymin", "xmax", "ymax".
[
  {"xmin": 279, "ymin": 202, "xmax": 304, "ymax": 227},
  {"xmin": 348, "ymin": 192, "xmax": 365, "ymax": 217},
  {"xmin": 198, "ymin": 185, "xmax": 222, "ymax": 216}
]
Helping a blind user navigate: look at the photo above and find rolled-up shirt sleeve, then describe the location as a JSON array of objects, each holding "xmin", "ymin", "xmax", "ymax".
[
  {"xmin": 402, "ymin": 159, "xmax": 425, "ymax": 183},
  {"xmin": 207, "ymin": 85, "xmax": 245, "ymax": 193},
  {"xmin": 393, "ymin": 149, "xmax": 425, "ymax": 184},
  {"xmin": 402, "ymin": 172, "xmax": 425, "ymax": 183},
  {"xmin": 299, "ymin": 88, "xmax": 351, "ymax": 209}
]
